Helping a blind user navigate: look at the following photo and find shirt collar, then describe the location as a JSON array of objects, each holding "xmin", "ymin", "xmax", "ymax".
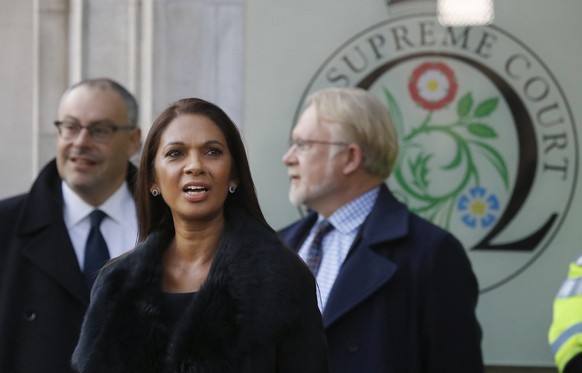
[
  {"xmin": 62, "ymin": 181, "xmax": 133, "ymax": 226},
  {"xmin": 319, "ymin": 186, "xmax": 380, "ymax": 234}
]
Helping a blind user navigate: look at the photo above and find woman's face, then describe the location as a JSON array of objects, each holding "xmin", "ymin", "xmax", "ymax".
[{"xmin": 152, "ymin": 114, "xmax": 236, "ymax": 225}]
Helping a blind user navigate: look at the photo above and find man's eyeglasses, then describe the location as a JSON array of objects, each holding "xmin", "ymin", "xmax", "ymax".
[
  {"xmin": 54, "ymin": 120, "xmax": 134, "ymax": 143},
  {"xmin": 288, "ymin": 139, "xmax": 350, "ymax": 153}
]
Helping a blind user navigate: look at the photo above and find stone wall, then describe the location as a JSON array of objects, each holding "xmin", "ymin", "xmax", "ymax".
[{"xmin": 0, "ymin": 0, "xmax": 244, "ymax": 199}]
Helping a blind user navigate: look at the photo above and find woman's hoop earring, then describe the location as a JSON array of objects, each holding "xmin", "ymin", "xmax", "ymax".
[
  {"xmin": 151, "ymin": 189, "xmax": 160, "ymax": 197},
  {"xmin": 228, "ymin": 185, "xmax": 236, "ymax": 194}
]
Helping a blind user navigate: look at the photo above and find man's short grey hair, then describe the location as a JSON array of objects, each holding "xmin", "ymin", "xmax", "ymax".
[
  {"xmin": 63, "ymin": 78, "xmax": 139, "ymax": 128},
  {"xmin": 303, "ymin": 87, "xmax": 399, "ymax": 179}
]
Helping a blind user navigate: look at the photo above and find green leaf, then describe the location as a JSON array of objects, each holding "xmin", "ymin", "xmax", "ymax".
[
  {"xmin": 468, "ymin": 123, "xmax": 497, "ymax": 138},
  {"xmin": 474, "ymin": 97, "xmax": 499, "ymax": 117},
  {"xmin": 408, "ymin": 153, "xmax": 432, "ymax": 192},
  {"xmin": 394, "ymin": 143, "xmax": 437, "ymax": 200},
  {"xmin": 471, "ymin": 141, "xmax": 510, "ymax": 189},
  {"xmin": 442, "ymin": 142, "xmax": 463, "ymax": 170},
  {"xmin": 457, "ymin": 93, "xmax": 473, "ymax": 118},
  {"xmin": 383, "ymin": 88, "xmax": 404, "ymax": 140},
  {"xmin": 417, "ymin": 155, "xmax": 431, "ymax": 190}
]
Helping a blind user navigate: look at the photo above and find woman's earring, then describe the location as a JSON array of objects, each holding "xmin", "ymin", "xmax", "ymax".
[
  {"xmin": 228, "ymin": 185, "xmax": 236, "ymax": 194},
  {"xmin": 151, "ymin": 189, "xmax": 160, "ymax": 196}
]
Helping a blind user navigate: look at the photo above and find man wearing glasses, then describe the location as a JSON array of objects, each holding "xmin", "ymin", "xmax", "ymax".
[
  {"xmin": 0, "ymin": 78, "xmax": 141, "ymax": 373},
  {"xmin": 279, "ymin": 87, "xmax": 483, "ymax": 372}
]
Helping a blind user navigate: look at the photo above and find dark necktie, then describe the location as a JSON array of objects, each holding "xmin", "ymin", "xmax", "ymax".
[
  {"xmin": 83, "ymin": 210, "xmax": 110, "ymax": 289},
  {"xmin": 306, "ymin": 220, "xmax": 333, "ymax": 277}
]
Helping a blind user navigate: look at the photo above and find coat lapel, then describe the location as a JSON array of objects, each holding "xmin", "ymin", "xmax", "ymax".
[
  {"xmin": 322, "ymin": 240, "xmax": 397, "ymax": 328},
  {"xmin": 21, "ymin": 226, "xmax": 88, "ymax": 304},
  {"xmin": 322, "ymin": 185, "xmax": 410, "ymax": 328},
  {"xmin": 279, "ymin": 212, "xmax": 318, "ymax": 250},
  {"xmin": 17, "ymin": 160, "xmax": 88, "ymax": 304}
]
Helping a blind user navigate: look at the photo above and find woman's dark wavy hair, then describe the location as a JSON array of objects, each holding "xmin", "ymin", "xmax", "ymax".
[{"xmin": 135, "ymin": 98, "xmax": 269, "ymax": 242}]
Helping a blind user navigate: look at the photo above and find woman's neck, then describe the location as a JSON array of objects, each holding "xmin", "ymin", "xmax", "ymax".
[{"xmin": 162, "ymin": 217, "xmax": 225, "ymax": 292}]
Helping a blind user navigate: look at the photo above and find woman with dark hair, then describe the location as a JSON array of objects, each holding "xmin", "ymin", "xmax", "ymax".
[{"xmin": 72, "ymin": 98, "xmax": 329, "ymax": 372}]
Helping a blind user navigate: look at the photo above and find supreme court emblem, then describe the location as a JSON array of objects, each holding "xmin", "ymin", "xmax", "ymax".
[{"xmin": 297, "ymin": 14, "xmax": 578, "ymax": 292}]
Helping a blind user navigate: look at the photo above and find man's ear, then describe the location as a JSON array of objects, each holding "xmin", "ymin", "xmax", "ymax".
[
  {"xmin": 342, "ymin": 143, "xmax": 363, "ymax": 175},
  {"xmin": 127, "ymin": 128, "xmax": 142, "ymax": 158}
]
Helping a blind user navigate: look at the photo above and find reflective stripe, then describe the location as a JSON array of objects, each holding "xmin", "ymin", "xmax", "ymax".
[
  {"xmin": 557, "ymin": 277, "xmax": 582, "ymax": 299},
  {"xmin": 551, "ymin": 322, "xmax": 582, "ymax": 354}
]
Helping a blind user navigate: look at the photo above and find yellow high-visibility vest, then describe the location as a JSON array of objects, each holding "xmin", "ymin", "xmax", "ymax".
[{"xmin": 549, "ymin": 259, "xmax": 582, "ymax": 372}]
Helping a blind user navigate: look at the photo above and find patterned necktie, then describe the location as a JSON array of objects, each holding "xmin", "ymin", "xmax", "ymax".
[
  {"xmin": 83, "ymin": 210, "xmax": 110, "ymax": 289},
  {"xmin": 306, "ymin": 220, "xmax": 333, "ymax": 277}
]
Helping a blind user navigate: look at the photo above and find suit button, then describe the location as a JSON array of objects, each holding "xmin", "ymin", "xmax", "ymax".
[
  {"xmin": 22, "ymin": 310, "xmax": 37, "ymax": 321},
  {"xmin": 346, "ymin": 339, "xmax": 360, "ymax": 352}
]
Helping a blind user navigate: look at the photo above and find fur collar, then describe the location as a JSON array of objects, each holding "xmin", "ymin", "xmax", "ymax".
[{"xmin": 73, "ymin": 209, "xmax": 307, "ymax": 372}]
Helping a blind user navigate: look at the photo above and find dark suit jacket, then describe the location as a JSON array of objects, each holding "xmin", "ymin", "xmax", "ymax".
[
  {"xmin": 0, "ymin": 159, "xmax": 137, "ymax": 373},
  {"xmin": 279, "ymin": 184, "xmax": 484, "ymax": 373}
]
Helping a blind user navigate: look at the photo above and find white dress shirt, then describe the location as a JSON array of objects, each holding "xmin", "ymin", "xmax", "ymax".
[
  {"xmin": 298, "ymin": 187, "xmax": 380, "ymax": 311},
  {"xmin": 62, "ymin": 181, "xmax": 139, "ymax": 271}
]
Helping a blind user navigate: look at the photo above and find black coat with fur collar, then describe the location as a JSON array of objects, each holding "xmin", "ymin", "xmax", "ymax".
[{"xmin": 72, "ymin": 210, "xmax": 329, "ymax": 373}]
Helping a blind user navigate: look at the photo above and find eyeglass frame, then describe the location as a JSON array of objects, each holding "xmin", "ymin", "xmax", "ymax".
[
  {"xmin": 288, "ymin": 138, "xmax": 351, "ymax": 153},
  {"xmin": 54, "ymin": 120, "xmax": 136, "ymax": 143}
]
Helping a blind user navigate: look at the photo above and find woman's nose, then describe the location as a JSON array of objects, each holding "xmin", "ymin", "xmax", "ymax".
[{"xmin": 184, "ymin": 154, "xmax": 204, "ymax": 174}]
